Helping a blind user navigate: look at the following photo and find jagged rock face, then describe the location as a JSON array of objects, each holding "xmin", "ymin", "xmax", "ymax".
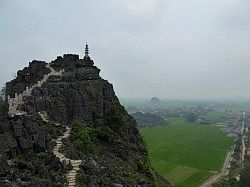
[
  {"xmin": 0, "ymin": 115, "xmax": 67, "ymax": 186},
  {"xmin": 6, "ymin": 61, "xmax": 50, "ymax": 98},
  {"xmin": 51, "ymin": 54, "xmax": 95, "ymax": 71},
  {"xmin": 4, "ymin": 54, "xmax": 170, "ymax": 186},
  {"xmin": 41, "ymin": 78, "xmax": 115, "ymax": 123},
  {"xmin": 5, "ymin": 54, "xmax": 112, "ymax": 124},
  {"xmin": 0, "ymin": 116, "xmax": 49, "ymax": 157},
  {"xmin": 21, "ymin": 58, "xmax": 117, "ymax": 124}
]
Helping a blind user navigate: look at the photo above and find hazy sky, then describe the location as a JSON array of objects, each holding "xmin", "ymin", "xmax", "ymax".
[{"xmin": 1, "ymin": 0, "xmax": 250, "ymax": 98}]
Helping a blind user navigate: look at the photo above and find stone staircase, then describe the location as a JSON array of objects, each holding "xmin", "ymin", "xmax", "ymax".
[
  {"xmin": 39, "ymin": 111, "xmax": 82, "ymax": 186},
  {"xmin": 52, "ymin": 126, "xmax": 82, "ymax": 187},
  {"xmin": 8, "ymin": 64, "xmax": 64, "ymax": 116},
  {"xmin": 38, "ymin": 111, "xmax": 61, "ymax": 126},
  {"xmin": 7, "ymin": 64, "xmax": 82, "ymax": 186}
]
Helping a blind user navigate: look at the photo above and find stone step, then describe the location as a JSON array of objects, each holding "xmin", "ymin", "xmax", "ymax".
[
  {"xmin": 71, "ymin": 167, "xmax": 80, "ymax": 171},
  {"xmin": 73, "ymin": 166, "xmax": 80, "ymax": 170},
  {"xmin": 67, "ymin": 175, "xmax": 76, "ymax": 180},
  {"xmin": 68, "ymin": 170, "xmax": 77, "ymax": 173},
  {"xmin": 67, "ymin": 175, "xmax": 76, "ymax": 179},
  {"xmin": 73, "ymin": 163, "xmax": 81, "ymax": 165},
  {"xmin": 62, "ymin": 158, "xmax": 70, "ymax": 162},
  {"xmin": 68, "ymin": 172, "xmax": 77, "ymax": 176},
  {"xmin": 68, "ymin": 178, "xmax": 76, "ymax": 181},
  {"xmin": 72, "ymin": 162, "xmax": 81, "ymax": 166},
  {"xmin": 67, "ymin": 175, "xmax": 76, "ymax": 178},
  {"xmin": 58, "ymin": 156, "xmax": 65, "ymax": 160},
  {"xmin": 68, "ymin": 177, "xmax": 76, "ymax": 180},
  {"xmin": 57, "ymin": 156, "xmax": 64, "ymax": 159},
  {"xmin": 72, "ymin": 167, "xmax": 80, "ymax": 170},
  {"xmin": 67, "ymin": 173, "xmax": 76, "ymax": 176},
  {"xmin": 72, "ymin": 160, "xmax": 82, "ymax": 164},
  {"xmin": 67, "ymin": 177, "xmax": 76, "ymax": 180}
]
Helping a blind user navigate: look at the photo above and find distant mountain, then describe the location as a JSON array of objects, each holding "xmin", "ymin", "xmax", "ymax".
[
  {"xmin": 126, "ymin": 106, "xmax": 139, "ymax": 113},
  {"xmin": 150, "ymin": 97, "xmax": 161, "ymax": 104},
  {"xmin": 132, "ymin": 112, "xmax": 168, "ymax": 128}
]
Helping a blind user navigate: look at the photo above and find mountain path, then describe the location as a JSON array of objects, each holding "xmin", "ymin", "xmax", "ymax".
[{"xmin": 7, "ymin": 64, "xmax": 81, "ymax": 187}]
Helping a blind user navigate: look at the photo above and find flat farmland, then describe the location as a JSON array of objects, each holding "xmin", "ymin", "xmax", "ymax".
[{"xmin": 140, "ymin": 117, "xmax": 234, "ymax": 187}]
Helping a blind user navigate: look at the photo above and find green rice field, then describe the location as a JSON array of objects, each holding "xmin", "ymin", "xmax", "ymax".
[{"xmin": 140, "ymin": 117, "xmax": 234, "ymax": 187}]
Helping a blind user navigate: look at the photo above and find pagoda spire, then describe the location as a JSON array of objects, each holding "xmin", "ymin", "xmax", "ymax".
[
  {"xmin": 83, "ymin": 43, "xmax": 94, "ymax": 66},
  {"xmin": 85, "ymin": 43, "xmax": 89, "ymax": 57}
]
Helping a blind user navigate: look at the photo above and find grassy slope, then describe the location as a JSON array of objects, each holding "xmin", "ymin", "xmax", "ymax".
[{"xmin": 140, "ymin": 117, "xmax": 234, "ymax": 187}]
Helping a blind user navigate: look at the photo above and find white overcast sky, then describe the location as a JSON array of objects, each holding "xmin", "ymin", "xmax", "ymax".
[{"xmin": 0, "ymin": 0, "xmax": 250, "ymax": 99}]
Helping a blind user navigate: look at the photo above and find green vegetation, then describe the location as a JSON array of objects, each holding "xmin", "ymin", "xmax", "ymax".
[
  {"xmin": 41, "ymin": 122, "xmax": 56, "ymax": 134},
  {"xmin": 0, "ymin": 100, "xmax": 7, "ymax": 115},
  {"xmin": 37, "ymin": 152, "xmax": 49, "ymax": 159},
  {"xmin": 68, "ymin": 121, "xmax": 118, "ymax": 154},
  {"xmin": 105, "ymin": 100, "xmax": 132, "ymax": 130},
  {"xmin": 140, "ymin": 117, "xmax": 234, "ymax": 187},
  {"xmin": 76, "ymin": 169, "xmax": 87, "ymax": 187},
  {"xmin": 70, "ymin": 122, "xmax": 95, "ymax": 153},
  {"xmin": 230, "ymin": 102, "xmax": 250, "ymax": 112},
  {"xmin": 185, "ymin": 112, "xmax": 198, "ymax": 122},
  {"xmin": 66, "ymin": 101, "xmax": 167, "ymax": 186},
  {"xmin": 16, "ymin": 154, "xmax": 26, "ymax": 161},
  {"xmin": 31, "ymin": 176, "xmax": 43, "ymax": 182},
  {"xmin": 204, "ymin": 111, "xmax": 230, "ymax": 124}
]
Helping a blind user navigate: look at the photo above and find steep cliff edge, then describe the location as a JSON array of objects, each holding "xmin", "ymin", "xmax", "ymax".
[{"xmin": 2, "ymin": 48, "xmax": 170, "ymax": 187}]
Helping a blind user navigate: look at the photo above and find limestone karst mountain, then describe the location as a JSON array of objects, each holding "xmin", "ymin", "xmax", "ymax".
[
  {"xmin": 131, "ymin": 112, "xmax": 168, "ymax": 128},
  {"xmin": 0, "ymin": 46, "xmax": 170, "ymax": 187}
]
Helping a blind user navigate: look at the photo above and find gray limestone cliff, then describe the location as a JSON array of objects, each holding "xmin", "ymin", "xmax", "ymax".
[{"xmin": 1, "ymin": 49, "xmax": 170, "ymax": 187}]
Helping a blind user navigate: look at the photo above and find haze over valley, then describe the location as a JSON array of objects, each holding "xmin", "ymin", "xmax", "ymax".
[
  {"xmin": 1, "ymin": 0, "xmax": 250, "ymax": 98},
  {"xmin": 1, "ymin": 1, "xmax": 250, "ymax": 187}
]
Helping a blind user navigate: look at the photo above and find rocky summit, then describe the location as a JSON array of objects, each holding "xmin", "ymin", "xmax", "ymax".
[{"xmin": 0, "ymin": 45, "xmax": 170, "ymax": 187}]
